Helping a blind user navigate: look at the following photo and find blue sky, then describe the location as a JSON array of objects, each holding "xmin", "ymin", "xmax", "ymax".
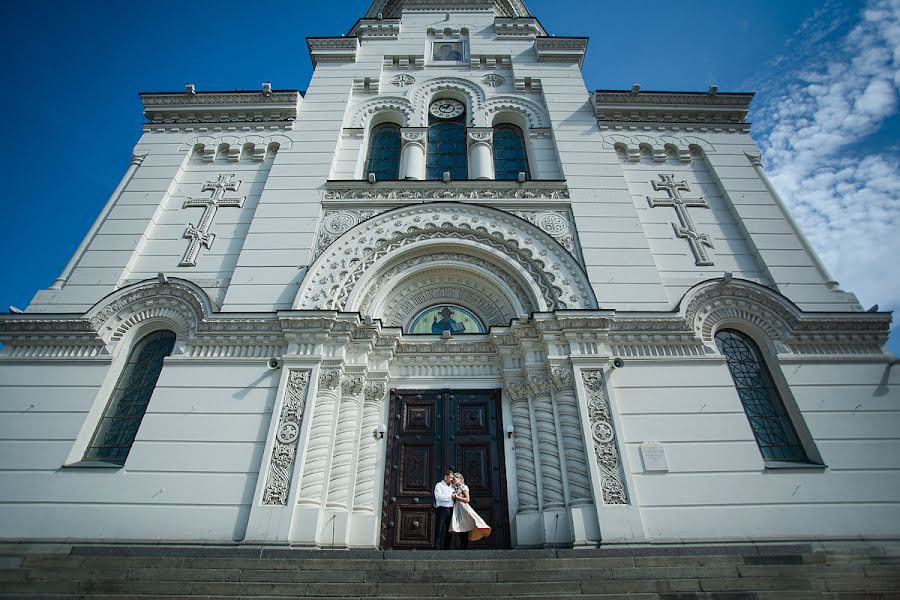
[{"xmin": 1, "ymin": 0, "xmax": 897, "ymax": 354}]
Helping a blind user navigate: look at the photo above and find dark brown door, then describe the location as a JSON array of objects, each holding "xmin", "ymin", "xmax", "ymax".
[{"xmin": 380, "ymin": 389, "xmax": 509, "ymax": 550}]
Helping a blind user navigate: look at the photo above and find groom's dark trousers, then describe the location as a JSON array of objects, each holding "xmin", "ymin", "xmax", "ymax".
[{"xmin": 434, "ymin": 506, "xmax": 453, "ymax": 549}]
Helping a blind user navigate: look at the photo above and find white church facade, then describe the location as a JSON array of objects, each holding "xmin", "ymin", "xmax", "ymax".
[{"xmin": 1, "ymin": 0, "xmax": 897, "ymax": 549}]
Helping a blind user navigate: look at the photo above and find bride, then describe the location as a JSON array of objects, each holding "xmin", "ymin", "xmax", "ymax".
[{"xmin": 449, "ymin": 472, "xmax": 491, "ymax": 545}]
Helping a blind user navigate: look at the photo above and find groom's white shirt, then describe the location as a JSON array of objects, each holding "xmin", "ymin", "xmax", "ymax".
[{"xmin": 433, "ymin": 480, "xmax": 454, "ymax": 508}]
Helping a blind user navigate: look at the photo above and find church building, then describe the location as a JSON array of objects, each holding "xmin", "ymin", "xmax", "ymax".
[{"xmin": 1, "ymin": 0, "xmax": 897, "ymax": 550}]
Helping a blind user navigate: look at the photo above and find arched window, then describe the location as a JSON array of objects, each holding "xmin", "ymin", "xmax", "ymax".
[
  {"xmin": 365, "ymin": 123, "xmax": 401, "ymax": 180},
  {"xmin": 427, "ymin": 102, "xmax": 468, "ymax": 180},
  {"xmin": 715, "ymin": 329, "xmax": 810, "ymax": 463},
  {"xmin": 84, "ymin": 330, "xmax": 176, "ymax": 464},
  {"xmin": 493, "ymin": 124, "xmax": 530, "ymax": 181}
]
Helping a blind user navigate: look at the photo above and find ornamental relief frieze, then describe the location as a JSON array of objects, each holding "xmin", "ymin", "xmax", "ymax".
[{"xmin": 262, "ymin": 369, "xmax": 311, "ymax": 505}]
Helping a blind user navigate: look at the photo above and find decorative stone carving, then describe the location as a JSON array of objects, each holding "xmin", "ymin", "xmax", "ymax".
[
  {"xmin": 512, "ymin": 209, "xmax": 580, "ymax": 259},
  {"xmin": 526, "ymin": 364, "xmax": 565, "ymax": 509},
  {"xmin": 315, "ymin": 210, "xmax": 382, "ymax": 257},
  {"xmin": 502, "ymin": 370, "xmax": 538, "ymax": 513},
  {"xmin": 602, "ymin": 133, "xmax": 715, "ymax": 157},
  {"xmin": 534, "ymin": 36, "xmax": 588, "ymax": 67},
  {"xmin": 549, "ymin": 359, "xmax": 593, "ymax": 506},
  {"xmin": 646, "ymin": 174, "xmax": 714, "ymax": 266},
  {"xmin": 328, "ymin": 367, "xmax": 367, "ymax": 510},
  {"xmin": 353, "ymin": 376, "xmax": 389, "ymax": 513},
  {"xmin": 262, "ymin": 370, "xmax": 311, "ymax": 505},
  {"xmin": 323, "ymin": 185, "xmax": 569, "ymax": 201},
  {"xmin": 410, "ymin": 77, "xmax": 486, "ymax": 126},
  {"xmin": 477, "ymin": 96, "xmax": 549, "ymax": 129},
  {"xmin": 595, "ymin": 90, "xmax": 752, "ymax": 126},
  {"xmin": 298, "ymin": 363, "xmax": 343, "ymax": 507},
  {"xmin": 581, "ymin": 370, "xmax": 628, "ymax": 505},
  {"xmin": 390, "ymin": 74, "xmax": 415, "ymax": 88},
  {"xmin": 180, "ymin": 174, "xmax": 246, "ymax": 267},
  {"xmin": 348, "ymin": 97, "xmax": 414, "ymax": 129},
  {"xmin": 482, "ymin": 74, "xmax": 506, "ymax": 88},
  {"xmin": 140, "ymin": 91, "xmax": 300, "ymax": 125}
]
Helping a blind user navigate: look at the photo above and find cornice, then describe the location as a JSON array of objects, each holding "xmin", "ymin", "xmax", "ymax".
[
  {"xmin": 349, "ymin": 18, "xmax": 401, "ymax": 39},
  {"xmin": 534, "ymin": 37, "xmax": 588, "ymax": 69},
  {"xmin": 140, "ymin": 89, "xmax": 301, "ymax": 125},
  {"xmin": 594, "ymin": 89, "xmax": 753, "ymax": 125},
  {"xmin": 308, "ymin": 37, "xmax": 359, "ymax": 67},
  {"xmin": 323, "ymin": 180, "xmax": 570, "ymax": 205},
  {"xmin": 365, "ymin": 0, "xmax": 530, "ymax": 18},
  {"xmin": 494, "ymin": 17, "xmax": 545, "ymax": 38}
]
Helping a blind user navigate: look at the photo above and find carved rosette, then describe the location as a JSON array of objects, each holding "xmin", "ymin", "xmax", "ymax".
[
  {"xmin": 526, "ymin": 365, "xmax": 564, "ymax": 508},
  {"xmin": 315, "ymin": 210, "xmax": 381, "ymax": 258},
  {"xmin": 512, "ymin": 209, "xmax": 580, "ymax": 260},
  {"xmin": 549, "ymin": 360, "xmax": 575, "ymax": 392},
  {"xmin": 400, "ymin": 128, "xmax": 427, "ymax": 148},
  {"xmin": 353, "ymin": 375, "xmax": 389, "ymax": 513},
  {"xmin": 262, "ymin": 370, "xmax": 311, "ymax": 505},
  {"xmin": 390, "ymin": 74, "xmax": 415, "ymax": 88},
  {"xmin": 502, "ymin": 370, "xmax": 538, "ymax": 512},
  {"xmin": 482, "ymin": 74, "xmax": 506, "ymax": 88},
  {"xmin": 581, "ymin": 370, "xmax": 628, "ymax": 505}
]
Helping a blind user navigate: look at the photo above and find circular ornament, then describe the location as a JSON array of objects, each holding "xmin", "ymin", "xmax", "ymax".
[
  {"xmin": 536, "ymin": 212, "xmax": 568, "ymax": 236},
  {"xmin": 482, "ymin": 74, "xmax": 506, "ymax": 88},
  {"xmin": 592, "ymin": 420, "xmax": 614, "ymax": 444},
  {"xmin": 391, "ymin": 74, "xmax": 415, "ymax": 88},
  {"xmin": 323, "ymin": 212, "xmax": 358, "ymax": 236},
  {"xmin": 429, "ymin": 98, "xmax": 465, "ymax": 120},
  {"xmin": 277, "ymin": 422, "xmax": 300, "ymax": 444}
]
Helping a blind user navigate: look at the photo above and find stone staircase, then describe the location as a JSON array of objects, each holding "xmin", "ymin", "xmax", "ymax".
[{"xmin": 1, "ymin": 542, "xmax": 898, "ymax": 599}]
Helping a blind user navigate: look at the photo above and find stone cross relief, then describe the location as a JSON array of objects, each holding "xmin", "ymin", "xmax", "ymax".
[
  {"xmin": 646, "ymin": 173, "xmax": 714, "ymax": 266},
  {"xmin": 179, "ymin": 174, "xmax": 245, "ymax": 267}
]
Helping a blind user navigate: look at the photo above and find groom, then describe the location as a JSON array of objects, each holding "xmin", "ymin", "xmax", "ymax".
[{"xmin": 433, "ymin": 470, "xmax": 454, "ymax": 549}]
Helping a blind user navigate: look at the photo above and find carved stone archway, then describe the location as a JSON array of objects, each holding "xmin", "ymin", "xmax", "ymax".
[{"xmin": 294, "ymin": 203, "xmax": 597, "ymax": 312}]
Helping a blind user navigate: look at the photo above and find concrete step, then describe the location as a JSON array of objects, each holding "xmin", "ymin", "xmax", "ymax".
[{"xmin": 0, "ymin": 542, "xmax": 898, "ymax": 599}]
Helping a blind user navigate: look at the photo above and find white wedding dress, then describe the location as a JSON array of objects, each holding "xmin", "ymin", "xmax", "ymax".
[{"xmin": 449, "ymin": 485, "xmax": 491, "ymax": 541}]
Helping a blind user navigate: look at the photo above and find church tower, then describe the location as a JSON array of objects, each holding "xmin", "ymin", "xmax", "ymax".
[{"xmin": 0, "ymin": 0, "xmax": 896, "ymax": 550}]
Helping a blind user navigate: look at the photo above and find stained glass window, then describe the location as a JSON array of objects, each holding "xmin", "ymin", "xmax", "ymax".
[
  {"xmin": 427, "ymin": 111, "xmax": 468, "ymax": 181},
  {"xmin": 408, "ymin": 305, "xmax": 486, "ymax": 334},
  {"xmin": 493, "ymin": 124, "xmax": 530, "ymax": 181},
  {"xmin": 365, "ymin": 123, "xmax": 401, "ymax": 180},
  {"xmin": 84, "ymin": 330, "xmax": 176, "ymax": 464},
  {"xmin": 715, "ymin": 329, "xmax": 810, "ymax": 463}
]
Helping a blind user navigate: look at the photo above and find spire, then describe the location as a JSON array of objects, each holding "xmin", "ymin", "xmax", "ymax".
[{"xmin": 365, "ymin": 0, "xmax": 531, "ymax": 18}]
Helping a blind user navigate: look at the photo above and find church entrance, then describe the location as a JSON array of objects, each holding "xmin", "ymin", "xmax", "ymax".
[{"xmin": 380, "ymin": 389, "xmax": 510, "ymax": 550}]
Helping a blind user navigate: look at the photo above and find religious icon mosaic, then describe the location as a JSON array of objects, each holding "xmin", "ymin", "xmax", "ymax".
[{"xmin": 408, "ymin": 304, "xmax": 486, "ymax": 334}]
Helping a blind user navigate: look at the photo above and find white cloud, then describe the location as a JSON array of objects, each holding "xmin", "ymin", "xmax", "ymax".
[{"xmin": 751, "ymin": 0, "xmax": 900, "ymax": 327}]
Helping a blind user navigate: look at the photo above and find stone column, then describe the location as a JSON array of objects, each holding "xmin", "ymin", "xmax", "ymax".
[
  {"xmin": 352, "ymin": 375, "xmax": 388, "ymax": 514},
  {"xmin": 549, "ymin": 360, "xmax": 593, "ymax": 506},
  {"xmin": 503, "ymin": 371, "xmax": 539, "ymax": 513},
  {"xmin": 297, "ymin": 364, "xmax": 343, "ymax": 507},
  {"xmin": 467, "ymin": 127, "xmax": 495, "ymax": 180},
  {"xmin": 326, "ymin": 367, "xmax": 366, "ymax": 511},
  {"xmin": 399, "ymin": 127, "xmax": 427, "ymax": 180},
  {"xmin": 526, "ymin": 364, "xmax": 565, "ymax": 509}
]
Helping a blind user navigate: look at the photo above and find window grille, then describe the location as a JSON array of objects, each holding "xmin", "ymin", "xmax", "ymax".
[
  {"xmin": 365, "ymin": 123, "xmax": 401, "ymax": 180},
  {"xmin": 715, "ymin": 329, "xmax": 810, "ymax": 463},
  {"xmin": 493, "ymin": 124, "xmax": 530, "ymax": 181},
  {"xmin": 84, "ymin": 330, "xmax": 176, "ymax": 464}
]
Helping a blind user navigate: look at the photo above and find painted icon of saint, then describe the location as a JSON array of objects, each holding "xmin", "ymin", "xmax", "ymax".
[
  {"xmin": 432, "ymin": 306, "xmax": 466, "ymax": 334},
  {"xmin": 435, "ymin": 43, "xmax": 462, "ymax": 61}
]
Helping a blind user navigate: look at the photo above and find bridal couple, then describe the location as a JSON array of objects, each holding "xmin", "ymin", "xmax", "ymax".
[{"xmin": 433, "ymin": 470, "xmax": 491, "ymax": 549}]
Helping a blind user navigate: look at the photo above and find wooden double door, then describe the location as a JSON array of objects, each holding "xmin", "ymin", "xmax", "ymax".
[{"xmin": 380, "ymin": 389, "xmax": 509, "ymax": 549}]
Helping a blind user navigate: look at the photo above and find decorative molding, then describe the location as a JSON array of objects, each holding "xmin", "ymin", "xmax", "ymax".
[
  {"xmin": 366, "ymin": 0, "xmax": 531, "ymax": 18},
  {"xmin": 478, "ymin": 96, "xmax": 549, "ymax": 129},
  {"xmin": 595, "ymin": 90, "xmax": 752, "ymax": 125},
  {"xmin": 349, "ymin": 18, "xmax": 401, "ymax": 39},
  {"xmin": 515, "ymin": 77, "xmax": 543, "ymax": 94},
  {"xmin": 315, "ymin": 210, "xmax": 382, "ymax": 258},
  {"xmin": 183, "ymin": 134, "xmax": 290, "ymax": 161},
  {"xmin": 471, "ymin": 55, "xmax": 511, "ymax": 70},
  {"xmin": 427, "ymin": 25, "xmax": 469, "ymax": 38},
  {"xmin": 348, "ymin": 96, "xmax": 414, "ymax": 129},
  {"xmin": 390, "ymin": 74, "xmax": 416, "ymax": 88},
  {"xmin": 352, "ymin": 77, "xmax": 380, "ymax": 95},
  {"xmin": 353, "ymin": 374, "xmax": 389, "ymax": 513},
  {"xmin": 467, "ymin": 127, "xmax": 494, "ymax": 145},
  {"xmin": 534, "ymin": 37, "xmax": 588, "ymax": 68},
  {"xmin": 502, "ymin": 369, "xmax": 539, "ymax": 513},
  {"xmin": 603, "ymin": 133, "xmax": 713, "ymax": 161},
  {"xmin": 396, "ymin": 340, "xmax": 497, "ymax": 354},
  {"xmin": 527, "ymin": 363, "xmax": 565, "ymax": 509},
  {"xmin": 140, "ymin": 90, "xmax": 300, "ymax": 125},
  {"xmin": 646, "ymin": 174, "xmax": 713, "ymax": 266},
  {"xmin": 581, "ymin": 370, "xmax": 628, "ymax": 505},
  {"xmin": 410, "ymin": 77, "xmax": 486, "ymax": 127},
  {"xmin": 495, "ymin": 17, "xmax": 545, "ymax": 38},
  {"xmin": 296, "ymin": 203, "xmax": 597, "ymax": 313},
  {"xmin": 383, "ymin": 55, "xmax": 425, "ymax": 70},
  {"xmin": 262, "ymin": 370, "xmax": 311, "ymax": 505},
  {"xmin": 179, "ymin": 174, "xmax": 246, "ymax": 267},
  {"xmin": 550, "ymin": 359, "xmax": 593, "ymax": 506},
  {"xmin": 307, "ymin": 37, "xmax": 359, "ymax": 66},
  {"xmin": 323, "ymin": 181, "xmax": 569, "ymax": 202},
  {"xmin": 548, "ymin": 359, "xmax": 575, "ymax": 392},
  {"xmin": 512, "ymin": 209, "xmax": 581, "ymax": 261}
]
